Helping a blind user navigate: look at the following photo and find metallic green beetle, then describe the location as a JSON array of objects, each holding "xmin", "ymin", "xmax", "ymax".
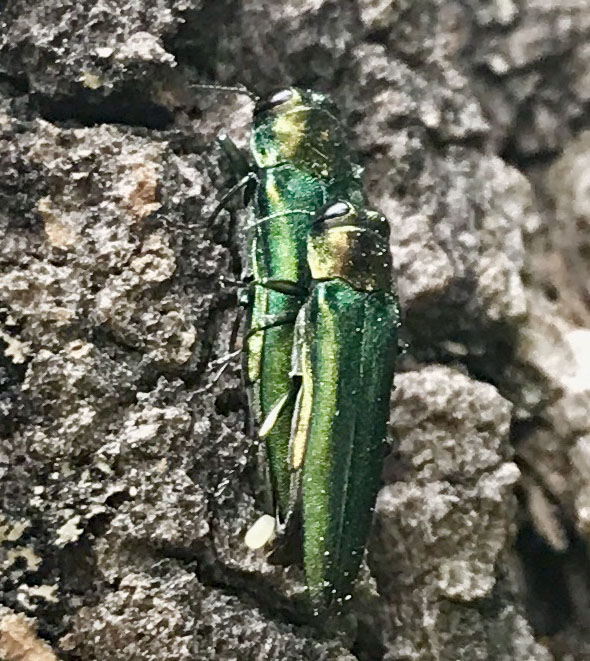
[
  {"xmin": 214, "ymin": 88, "xmax": 398, "ymax": 607},
  {"xmin": 244, "ymin": 88, "xmax": 365, "ymax": 522},
  {"xmin": 288, "ymin": 200, "xmax": 400, "ymax": 609}
]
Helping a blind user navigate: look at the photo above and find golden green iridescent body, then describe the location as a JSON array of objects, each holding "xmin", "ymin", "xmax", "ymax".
[
  {"xmin": 290, "ymin": 201, "xmax": 399, "ymax": 609},
  {"xmin": 246, "ymin": 89, "xmax": 364, "ymax": 521}
]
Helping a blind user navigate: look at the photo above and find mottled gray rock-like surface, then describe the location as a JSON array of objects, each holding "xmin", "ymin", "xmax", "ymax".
[
  {"xmin": 374, "ymin": 367, "xmax": 548, "ymax": 660},
  {"xmin": 1, "ymin": 0, "xmax": 590, "ymax": 659}
]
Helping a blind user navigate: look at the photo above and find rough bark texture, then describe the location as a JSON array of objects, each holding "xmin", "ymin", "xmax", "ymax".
[{"xmin": 1, "ymin": 1, "xmax": 589, "ymax": 659}]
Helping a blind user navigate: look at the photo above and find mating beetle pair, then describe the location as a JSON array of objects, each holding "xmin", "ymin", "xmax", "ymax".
[{"xmin": 211, "ymin": 87, "xmax": 399, "ymax": 610}]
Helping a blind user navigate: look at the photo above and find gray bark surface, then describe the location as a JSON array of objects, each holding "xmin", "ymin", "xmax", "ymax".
[{"xmin": 1, "ymin": 1, "xmax": 589, "ymax": 659}]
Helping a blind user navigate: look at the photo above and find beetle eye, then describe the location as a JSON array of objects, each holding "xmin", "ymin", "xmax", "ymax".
[
  {"xmin": 254, "ymin": 89, "xmax": 294, "ymax": 115},
  {"xmin": 318, "ymin": 201, "xmax": 352, "ymax": 222}
]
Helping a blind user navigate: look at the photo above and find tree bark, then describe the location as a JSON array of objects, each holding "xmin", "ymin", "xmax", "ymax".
[{"xmin": 1, "ymin": 1, "xmax": 589, "ymax": 659}]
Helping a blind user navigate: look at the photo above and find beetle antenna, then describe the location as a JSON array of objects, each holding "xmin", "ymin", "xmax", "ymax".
[{"xmin": 191, "ymin": 83, "xmax": 259, "ymax": 102}]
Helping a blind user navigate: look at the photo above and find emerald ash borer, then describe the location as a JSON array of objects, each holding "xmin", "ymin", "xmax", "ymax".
[
  {"xmin": 207, "ymin": 85, "xmax": 399, "ymax": 609},
  {"xmin": 290, "ymin": 200, "xmax": 399, "ymax": 608},
  {"xmin": 243, "ymin": 88, "xmax": 365, "ymax": 526}
]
